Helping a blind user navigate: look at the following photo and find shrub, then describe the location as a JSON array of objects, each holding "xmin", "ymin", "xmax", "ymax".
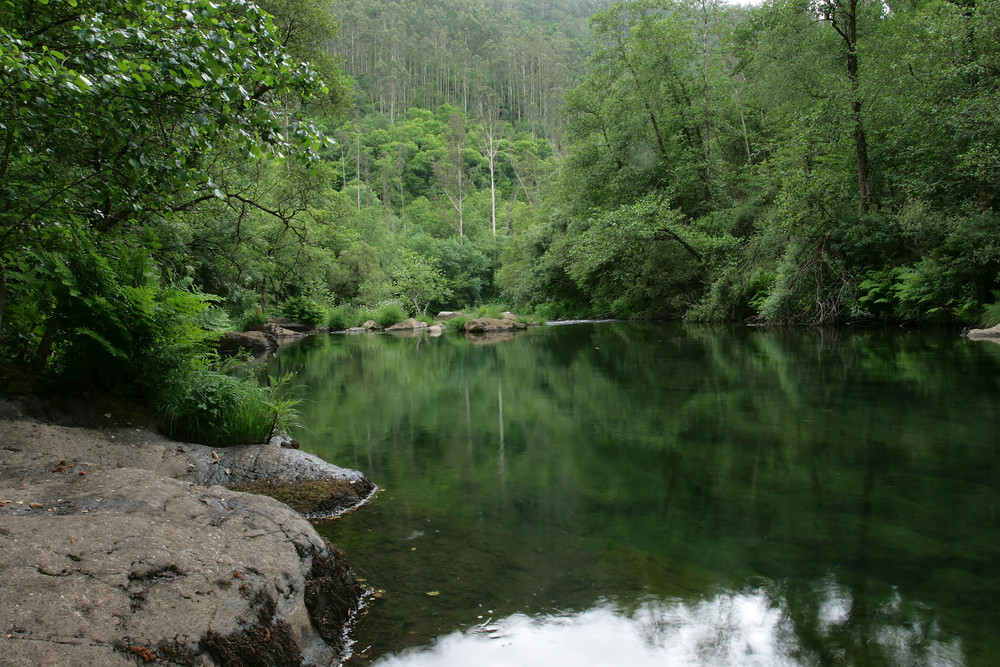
[
  {"xmin": 199, "ymin": 305, "xmax": 234, "ymax": 333},
  {"xmin": 353, "ymin": 309, "xmax": 377, "ymax": 327},
  {"xmin": 279, "ymin": 296, "xmax": 325, "ymax": 326},
  {"xmin": 446, "ymin": 314, "xmax": 472, "ymax": 332},
  {"xmin": 474, "ymin": 305, "xmax": 506, "ymax": 320},
  {"xmin": 2, "ymin": 241, "xmax": 217, "ymax": 393},
  {"xmin": 979, "ymin": 298, "xmax": 1000, "ymax": 328},
  {"xmin": 238, "ymin": 307, "xmax": 268, "ymax": 331},
  {"xmin": 374, "ymin": 302, "xmax": 407, "ymax": 328},
  {"xmin": 158, "ymin": 366, "xmax": 300, "ymax": 447},
  {"xmin": 326, "ymin": 305, "xmax": 352, "ymax": 331}
]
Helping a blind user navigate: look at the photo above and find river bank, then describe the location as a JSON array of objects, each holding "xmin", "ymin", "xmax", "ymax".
[{"xmin": 0, "ymin": 393, "xmax": 375, "ymax": 666}]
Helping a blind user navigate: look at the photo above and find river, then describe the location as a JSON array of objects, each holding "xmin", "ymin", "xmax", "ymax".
[{"xmin": 267, "ymin": 322, "xmax": 1000, "ymax": 666}]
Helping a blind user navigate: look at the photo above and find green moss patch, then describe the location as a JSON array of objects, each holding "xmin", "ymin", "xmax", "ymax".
[{"xmin": 227, "ymin": 478, "xmax": 370, "ymax": 518}]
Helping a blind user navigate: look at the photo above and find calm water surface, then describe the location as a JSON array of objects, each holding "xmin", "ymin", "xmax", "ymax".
[{"xmin": 268, "ymin": 323, "xmax": 1000, "ymax": 666}]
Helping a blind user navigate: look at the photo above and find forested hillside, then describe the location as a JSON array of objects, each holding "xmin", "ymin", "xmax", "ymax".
[
  {"xmin": 332, "ymin": 0, "xmax": 609, "ymax": 137},
  {"xmin": 2, "ymin": 0, "xmax": 999, "ymax": 418},
  {"xmin": 504, "ymin": 0, "xmax": 1000, "ymax": 324}
]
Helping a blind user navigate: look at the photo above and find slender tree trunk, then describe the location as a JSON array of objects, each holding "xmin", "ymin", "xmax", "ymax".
[
  {"xmin": 828, "ymin": 0, "xmax": 875, "ymax": 212},
  {"xmin": 853, "ymin": 98, "xmax": 873, "ymax": 212},
  {"xmin": 490, "ymin": 163, "xmax": 497, "ymax": 237},
  {"xmin": 845, "ymin": 0, "xmax": 874, "ymax": 212},
  {"xmin": 0, "ymin": 259, "xmax": 6, "ymax": 333},
  {"xmin": 32, "ymin": 317, "xmax": 59, "ymax": 370},
  {"xmin": 699, "ymin": 0, "xmax": 712, "ymax": 185},
  {"xmin": 735, "ymin": 85, "xmax": 752, "ymax": 165}
]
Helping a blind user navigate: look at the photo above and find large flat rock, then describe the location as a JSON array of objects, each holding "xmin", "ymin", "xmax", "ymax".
[{"xmin": 0, "ymin": 410, "xmax": 373, "ymax": 665}]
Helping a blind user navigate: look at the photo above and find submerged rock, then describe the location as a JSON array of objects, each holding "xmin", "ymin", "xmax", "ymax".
[
  {"xmin": 466, "ymin": 331, "xmax": 516, "ymax": 345},
  {"xmin": 0, "ymin": 407, "xmax": 374, "ymax": 665}
]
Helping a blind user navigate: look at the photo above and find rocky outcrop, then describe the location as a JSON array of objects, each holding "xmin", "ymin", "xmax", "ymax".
[
  {"xmin": 0, "ymin": 407, "xmax": 375, "ymax": 666},
  {"xmin": 217, "ymin": 330, "xmax": 278, "ymax": 357},
  {"xmin": 264, "ymin": 317, "xmax": 317, "ymax": 334},
  {"xmin": 179, "ymin": 442, "xmax": 375, "ymax": 519},
  {"xmin": 261, "ymin": 322, "xmax": 302, "ymax": 337},
  {"xmin": 386, "ymin": 318, "xmax": 427, "ymax": 331},
  {"xmin": 462, "ymin": 317, "xmax": 525, "ymax": 334},
  {"xmin": 965, "ymin": 324, "xmax": 1000, "ymax": 340},
  {"xmin": 435, "ymin": 311, "xmax": 468, "ymax": 321}
]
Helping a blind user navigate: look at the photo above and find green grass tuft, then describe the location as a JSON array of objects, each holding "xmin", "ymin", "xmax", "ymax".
[{"xmin": 158, "ymin": 366, "xmax": 300, "ymax": 447}]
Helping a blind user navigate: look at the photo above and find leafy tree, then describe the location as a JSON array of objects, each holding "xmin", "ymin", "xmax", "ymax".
[
  {"xmin": 391, "ymin": 250, "xmax": 452, "ymax": 315},
  {"xmin": 0, "ymin": 0, "xmax": 342, "ymax": 386}
]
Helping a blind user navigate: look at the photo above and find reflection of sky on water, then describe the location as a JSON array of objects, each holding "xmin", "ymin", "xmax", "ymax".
[{"xmin": 372, "ymin": 583, "xmax": 964, "ymax": 667}]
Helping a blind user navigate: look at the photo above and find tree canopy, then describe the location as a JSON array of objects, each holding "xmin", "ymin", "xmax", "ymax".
[
  {"xmin": 500, "ymin": 0, "xmax": 1000, "ymax": 325},
  {"xmin": 3, "ymin": 0, "xmax": 999, "ymax": 402}
]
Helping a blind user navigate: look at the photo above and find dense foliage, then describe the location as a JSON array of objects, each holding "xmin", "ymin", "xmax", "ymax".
[
  {"xmin": 0, "ymin": 0, "xmax": 345, "ymax": 439},
  {"xmin": 331, "ymin": 0, "xmax": 612, "ymax": 138},
  {"xmin": 502, "ymin": 0, "xmax": 1000, "ymax": 325}
]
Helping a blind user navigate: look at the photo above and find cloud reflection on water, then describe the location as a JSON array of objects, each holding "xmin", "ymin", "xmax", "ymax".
[
  {"xmin": 371, "ymin": 584, "xmax": 963, "ymax": 667},
  {"xmin": 372, "ymin": 590, "xmax": 797, "ymax": 667}
]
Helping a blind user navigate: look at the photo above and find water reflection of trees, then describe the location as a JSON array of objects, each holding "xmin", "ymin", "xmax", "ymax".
[{"xmin": 270, "ymin": 325, "xmax": 1000, "ymax": 664}]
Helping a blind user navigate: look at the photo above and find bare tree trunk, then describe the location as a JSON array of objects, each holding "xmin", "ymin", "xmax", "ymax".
[{"xmin": 736, "ymin": 86, "xmax": 752, "ymax": 165}]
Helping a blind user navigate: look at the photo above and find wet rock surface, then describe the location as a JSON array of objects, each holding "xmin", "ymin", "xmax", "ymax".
[{"xmin": 0, "ymin": 400, "xmax": 374, "ymax": 665}]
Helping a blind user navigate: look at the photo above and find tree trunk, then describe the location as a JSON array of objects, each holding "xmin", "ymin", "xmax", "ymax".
[
  {"xmin": 31, "ymin": 318, "xmax": 59, "ymax": 370},
  {"xmin": 0, "ymin": 259, "xmax": 6, "ymax": 333},
  {"xmin": 830, "ymin": 0, "xmax": 875, "ymax": 212}
]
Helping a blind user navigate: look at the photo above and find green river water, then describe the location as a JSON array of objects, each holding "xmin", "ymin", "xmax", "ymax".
[{"xmin": 268, "ymin": 322, "xmax": 1000, "ymax": 666}]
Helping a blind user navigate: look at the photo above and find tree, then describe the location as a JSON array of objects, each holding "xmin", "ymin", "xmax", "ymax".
[
  {"xmin": 0, "ymin": 0, "xmax": 341, "ymax": 382},
  {"xmin": 391, "ymin": 250, "xmax": 452, "ymax": 314},
  {"xmin": 817, "ymin": 0, "xmax": 876, "ymax": 212},
  {"xmin": 434, "ymin": 110, "xmax": 480, "ymax": 236},
  {"xmin": 475, "ymin": 90, "xmax": 510, "ymax": 237}
]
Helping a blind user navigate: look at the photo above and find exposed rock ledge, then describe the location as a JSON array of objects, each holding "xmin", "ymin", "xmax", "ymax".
[
  {"xmin": 0, "ymin": 400, "xmax": 375, "ymax": 666},
  {"xmin": 965, "ymin": 323, "xmax": 1000, "ymax": 340}
]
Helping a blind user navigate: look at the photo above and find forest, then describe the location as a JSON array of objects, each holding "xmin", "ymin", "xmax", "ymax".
[{"xmin": 1, "ymin": 0, "xmax": 998, "ymax": 438}]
